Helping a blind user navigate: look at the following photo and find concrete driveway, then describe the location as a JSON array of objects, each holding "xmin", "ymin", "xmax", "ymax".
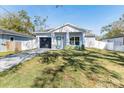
[{"xmin": 0, "ymin": 48, "xmax": 49, "ymax": 72}]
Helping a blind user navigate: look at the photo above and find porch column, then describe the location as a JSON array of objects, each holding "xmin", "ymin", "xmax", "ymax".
[
  {"xmin": 82, "ymin": 32, "xmax": 85, "ymax": 45},
  {"xmin": 51, "ymin": 32, "xmax": 55, "ymax": 49},
  {"xmin": 37, "ymin": 36, "xmax": 40, "ymax": 48},
  {"xmin": 66, "ymin": 32, "xmax": 70, "ymax": 45}
]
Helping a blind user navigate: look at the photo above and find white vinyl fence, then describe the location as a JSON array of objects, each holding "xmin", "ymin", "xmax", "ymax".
[
  {"xmin": 85, "ymin": 39, "xmax": 107, "ymax": 49},
  {"xmin": 85, "ymin": 39, "xmax": 124, "ymax": 52},
  {"xmin": 113, "ymin": 45, "xmax": 124, "ymax": 52}
]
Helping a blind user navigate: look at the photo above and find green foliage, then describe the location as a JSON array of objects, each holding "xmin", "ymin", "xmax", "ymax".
[
  {"xmin": 80, "ymin": 44, "xmax": 85, "ymax": 50},
  {"xmin": 64, "ymin": 45, "xmax": 76, "ymax": 50},
  {"xmin": 101, "ymin": 14, "xmax": 124, "ymax": 39},
  {"xmin": 64, "ymin": 45, "xmax": 85, "ymax": 51},
  {"xmin": 74, "ymin": 46, "xmax": 80, "ymax": 50},
  {"xmin": 0, "ymin": 10, "xmax": 48, "ymax": 34},
  {"xmin": 0, "ymin": 10, "xmax": 34, "ymax": 34},
  {"xmin": 33, "ymin": 16, "xmax": 48, "ymax": 31}
]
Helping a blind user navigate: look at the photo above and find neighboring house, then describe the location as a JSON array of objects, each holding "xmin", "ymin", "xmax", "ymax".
[
  {"xmin": 0, "ymin": 29, "xmax": 36, "ymax": 52},
  {"xmin": 34, "ymin": 23, "xmax": 95, "ymax": 49}
]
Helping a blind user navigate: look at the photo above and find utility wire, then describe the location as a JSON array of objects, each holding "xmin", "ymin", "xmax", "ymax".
[
  {"xmin": 0, "ymin": 6, "xmax": 16, "ymax": 31},
  {"xmin": 0, "ymin": 5, "xmax": 15, "ymax": 17}
]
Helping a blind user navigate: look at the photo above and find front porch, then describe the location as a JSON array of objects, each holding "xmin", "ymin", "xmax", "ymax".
[{"xmin": 51, "ymin": 32, "xmax": 84, "ymax": 49}]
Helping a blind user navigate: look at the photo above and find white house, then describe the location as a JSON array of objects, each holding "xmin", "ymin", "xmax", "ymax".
[
  {"xmin": 0, "ymin": 23, "xmax": 96, "ymax": 52},
  {"xmin": 34, "ymin": 23, "xmax": 95, "ymax": 49}
]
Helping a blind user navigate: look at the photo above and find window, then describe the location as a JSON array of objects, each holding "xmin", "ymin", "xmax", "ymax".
[
  {"xmin": 70, "ymin": 37, "xmax": 80, "ymax": 45},
  {"xmin": 56, "ymin": 36, "xmax": 61, "ymax": 40},
  {"xmin": 70, "ymin": 37, "xmax": 75, "ymax": 45},
  {"xmin": 75, "ymin": 37, "xmax": 80, "ymax": 45},
  {"xmin": 123, "ymin": 37, "xmax": 124, "ymax": 45},
  {"xmin": 10, "ymin": 37, "xmax": 14, "ymax": 41}
]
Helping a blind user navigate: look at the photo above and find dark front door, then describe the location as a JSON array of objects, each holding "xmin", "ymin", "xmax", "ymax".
[{"xmin": 40, "ymin": 37, "xmax": 51, "ymax": 48}]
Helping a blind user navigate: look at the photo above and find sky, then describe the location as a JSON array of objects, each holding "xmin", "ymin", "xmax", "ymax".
[{"xmin": 0, "ymin": 5, "xmax": 124, "ymax": 35}]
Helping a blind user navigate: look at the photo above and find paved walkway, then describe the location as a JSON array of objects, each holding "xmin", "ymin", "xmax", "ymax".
[{"xmin": 0, "ymin": 49, "xmax": 49, "ymax": 72}]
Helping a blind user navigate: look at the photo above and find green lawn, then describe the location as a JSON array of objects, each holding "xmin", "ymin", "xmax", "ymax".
[
  {"xmin": 0, "ymin": 51, "xmax": 16, "ymax": 57},
  {"xmin": 0, "ymin": 48, "xmax": 124, "ymax": 88}
]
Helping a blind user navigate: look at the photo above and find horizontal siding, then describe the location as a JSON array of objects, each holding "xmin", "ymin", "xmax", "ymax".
[
  {"xmin": 0, "ymin": 34, "xmax": 36, "ymax": 52},
  {"xmin": 0, "ymin": 35, "xmax": 6, "ymax": 52}
]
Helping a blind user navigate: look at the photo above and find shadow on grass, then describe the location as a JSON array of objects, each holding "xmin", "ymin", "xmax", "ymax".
[
  {"xmin": 31, "ymin": 65, "xmax": 65, "ymax": 88},
  {"xmin": 32, "ymin": 49, "xmax": 123, "ymax": 88},
  {"xmin": 82, "ymin": 49, "xmax": 124, "ymax": 66}
]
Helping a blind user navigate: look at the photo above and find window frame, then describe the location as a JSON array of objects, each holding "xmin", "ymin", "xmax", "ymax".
[
  {"xmin": 123, "ymin": 37, "xmax": 124, "ymax": 45},
  {"xmin": 70, "ymin": 37, "xmax": 75, "ymax": 45},
  {"xmin": 70, "ymin": 36, "xmax": 80, "ymax": 45}
]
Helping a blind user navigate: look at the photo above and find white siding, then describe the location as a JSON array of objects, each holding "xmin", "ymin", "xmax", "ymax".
[
  {"xmin": 21, "ymin": 39, "xmax": 37, "ymax": 50},
  {"xmin": 84, "ymin": 37, "xmax": 96, "ymax": 48},
  {"xmin": 36, "ymin": 33, "xmax": 51, "ymax": 48},
  {"xmin": 52, "ymin": 26, "xmax": 83, "ymax": 33},
  {"xmin": 0, "ymin": 34, "xmax": 36, "ymax": 52}
]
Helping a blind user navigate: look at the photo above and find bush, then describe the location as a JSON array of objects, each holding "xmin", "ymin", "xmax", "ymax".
[
  {"xmin": 75, "ymin": 46, "xmax": 80, "ymax": 50},
  {"xmin": 64, "ymin": 45, "xmax": 85, "ymax": 51},
  {"xmin": 80, "ymin": 44, "xmax": 85, "ymax": 50},
  {"xmin": 64, "ymin": 45, "xmax": 75, "ymax": 50}
]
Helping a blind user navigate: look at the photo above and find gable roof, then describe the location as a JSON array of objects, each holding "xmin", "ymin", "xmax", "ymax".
[
  {"xmin": 0, "ymin": 28, "xmax": 35, "ymax": 38},
  {"xmin": 85, "ymin": 31, "xmax": 96, "ymax": 37},
  {"xmin": 48, "ymin": 23, "xmax": 88, "ymax": 33},
  {"xmin": 33, "ymin": 23, "xmax": 89, "ymax": 34}
]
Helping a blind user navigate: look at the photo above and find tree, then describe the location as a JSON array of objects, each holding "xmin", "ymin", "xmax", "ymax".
[
  {"xmin": 33, "ymin": 16, "xmax": 48, "ymax": 32},
  {"xmin": 101, "ymin": 14, "xmax": 124, "ymax": 39},
  {"xmin": 18, "ymin": 10, "xmax": 35, "ymax": 33},
  {"xmin": 0, "ymin": 9, "xmax": 49, "ymax": 33},
  {"xmin": 0, "ymin": 10, "xmax": 34, "ymax": 34}
]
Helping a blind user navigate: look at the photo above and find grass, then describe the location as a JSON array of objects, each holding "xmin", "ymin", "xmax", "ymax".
[
  {"xmin": 0, "ymin": 48, "xmax": 36, "ymax": 57},
  {"xmin": 0, "ymin": 51, "xmax": 16, "ymax": 57},
  {"xmin": 0, "ymin": 48, "xmax": 124, "ymax": 87}
]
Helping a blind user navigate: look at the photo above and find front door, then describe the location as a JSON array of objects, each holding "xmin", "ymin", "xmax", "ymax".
[{"xmin": 56, "ymin": 36, "xmax": 64, "ymax": 49}]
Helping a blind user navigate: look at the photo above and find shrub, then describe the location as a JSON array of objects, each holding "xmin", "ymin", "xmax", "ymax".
[
  {"xmin": 64, "ymin": 45, "xmax": 75, "ymax": 50},
  {"xmin": 75, "ymin": 46, "xmax": 80, "ymax": 50},
  {"xmin": 64, "ymin": 45, "xmax": 85, "ymax": 51},
  {"xmin": 80, "ymin": 44, "xmax": 85, "ymax": 50}
]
